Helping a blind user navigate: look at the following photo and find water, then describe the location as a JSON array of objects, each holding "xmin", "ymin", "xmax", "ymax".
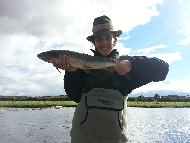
[
  {"xmin": 0, "ymin": 108, "xmax": 74, "ymax": 143},
  {"xmin": 0, "ymin": 107, "xmax": 190, "ymax": 143},
  {"xmin": 126, "ymin": 108, "xmax": 190, "ymax": 143}
]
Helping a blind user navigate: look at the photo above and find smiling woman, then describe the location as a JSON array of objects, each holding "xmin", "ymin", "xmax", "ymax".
[
  {"xmin": 54, "ymin": 15, "xmax": 169, "ymax": 143},
  {"xmin": 93, "ymin": 33, "xmax": 116, "ymax": 56}
]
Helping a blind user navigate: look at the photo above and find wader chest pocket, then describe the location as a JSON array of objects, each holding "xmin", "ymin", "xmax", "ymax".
[
  {"xmin": 85, "ymin": 96, "xmax": 124, "ymax": 110},
  {"xmin": 80, "ymin": 96, "xmax": 124, "ymax": 139}
]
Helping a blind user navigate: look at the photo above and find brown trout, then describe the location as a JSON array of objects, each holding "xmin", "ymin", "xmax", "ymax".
[{"xmin": 37, "ymin": 50, "xmax": 131, "ymax": 79}]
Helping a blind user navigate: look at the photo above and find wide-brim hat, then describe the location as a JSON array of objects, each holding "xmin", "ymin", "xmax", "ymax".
[{"xmin": 86, "ymin": 15, "xmax": 122, "ymax": 42}]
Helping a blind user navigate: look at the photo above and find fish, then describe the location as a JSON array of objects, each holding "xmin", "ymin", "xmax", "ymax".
[{"xmin": 37, "ymin": 50, "xmax": 131, "ymax": 80}]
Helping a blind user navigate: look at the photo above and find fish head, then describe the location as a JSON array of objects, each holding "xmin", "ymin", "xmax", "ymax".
[{"xmin": 37, "ymin": 51, "xmax": 60, "ymax": 63}]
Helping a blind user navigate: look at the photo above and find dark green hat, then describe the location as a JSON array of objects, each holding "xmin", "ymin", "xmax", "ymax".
[{"xmin": 86, "ymin": 15, "xmax": 122, "ymax": 42}]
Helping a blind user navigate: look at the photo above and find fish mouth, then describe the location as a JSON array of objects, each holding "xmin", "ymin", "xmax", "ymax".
[
  {"xmin": 37, "ymin": 53, "xmax": 42, "ymax": 59},
  {"xmin": 37, "ymin": 53, "xmax": 46, "ymax": 59},
  {"xmin": 37, "ymin": 53, "xmax": 52, "ymax": 62}
]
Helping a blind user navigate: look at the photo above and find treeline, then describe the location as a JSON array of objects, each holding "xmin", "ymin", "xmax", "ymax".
[
  {"xmin": 0, "ymin": 96, "xmax": 71, "ymax": 101},
  {"xmin": 128, "ymin": 97, "xmax": 190, "ymax": 102},
  {"xmin": 1, "ymin": 96, "xmax": 190, "ymax": 102}
]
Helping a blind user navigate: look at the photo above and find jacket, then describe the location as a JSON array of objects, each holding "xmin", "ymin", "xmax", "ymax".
[{"xmin": 64, "ymin": 49, "xmax": 169, "ymax": 103}]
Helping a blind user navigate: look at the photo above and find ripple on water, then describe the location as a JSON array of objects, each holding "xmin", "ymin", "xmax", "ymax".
[
  {"xmin": 162, "ymin": 130, "xmax": 190, "ymax": 143},
  {"xmin": 0, "ymin": 107, "xmax": 190, "ymax": 143}
]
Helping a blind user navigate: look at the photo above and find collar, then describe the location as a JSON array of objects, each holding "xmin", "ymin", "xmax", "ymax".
[{"xmin": 90, "ymin": 49, "xmax": 119, "ymax": 60}]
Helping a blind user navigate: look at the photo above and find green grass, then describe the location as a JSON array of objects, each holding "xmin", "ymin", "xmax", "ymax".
[
  {"xmin": 127, "ymin": 101, "xmax": 190, "ymax": 108},
  {"xmin": 1, "ymin": 101, "xmax": 190, "ymax": 108},
  {"xmin": 0, "ymin": 101, "xmax": 78, "ymax": 108}
]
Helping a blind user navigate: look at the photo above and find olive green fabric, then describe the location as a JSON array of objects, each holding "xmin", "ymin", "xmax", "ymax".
[{"xmin": 70, "ymin": 88, "xmax": 128, "ymax": 143}]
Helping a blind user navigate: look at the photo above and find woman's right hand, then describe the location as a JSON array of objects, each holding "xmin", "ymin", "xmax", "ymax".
[{"xmin": 52, "ymin": 54, "xmax": 74, "ymax": 71}]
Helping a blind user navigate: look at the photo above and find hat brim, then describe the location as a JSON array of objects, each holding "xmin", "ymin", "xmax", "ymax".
[{"xmin": 86, "ymin": 29, "xmax": 122, "ymax": 42}]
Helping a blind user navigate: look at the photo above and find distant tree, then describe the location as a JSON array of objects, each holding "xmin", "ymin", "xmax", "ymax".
[
  {"xmin": 147, "ymin": 97, "xmax": 154, "ymax": 102},
  {"xmin": 128, "ymin": 97, "xmax": 137, "ymax": 102},
  {"xmin": 138, "ymin": 95, "xmax": 144, "ymax": 98},
  {"xmin": 154, "ymin": 94, "xmax": 160, "ymax": 101}
]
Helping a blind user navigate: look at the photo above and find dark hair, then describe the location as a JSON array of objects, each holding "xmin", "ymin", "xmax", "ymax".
[{"xmin": 113, "ymin": 37, "xmax": 117, "ymax": 47}]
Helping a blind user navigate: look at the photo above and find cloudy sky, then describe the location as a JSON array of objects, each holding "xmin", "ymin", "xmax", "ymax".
[{"xmin": 0, "ymin": 0, "xmax": 190, "ymax": 97}]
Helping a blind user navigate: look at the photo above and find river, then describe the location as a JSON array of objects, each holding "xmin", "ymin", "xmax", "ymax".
[{"xmin": 0, "ymin": 107, "xmax": 190, "ymax": 143}]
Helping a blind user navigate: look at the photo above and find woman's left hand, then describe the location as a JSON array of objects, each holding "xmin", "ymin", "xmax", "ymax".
[{"xmin": 114, "ymin": 60, "xmax": 131, "ymax": 75}]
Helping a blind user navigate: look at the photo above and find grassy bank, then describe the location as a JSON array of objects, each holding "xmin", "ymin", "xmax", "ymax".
[
  {"xmin": 0, "ymin": 101, "xmax": 78, "ymax": 108},
  {"xmin": 127, "ymin": 101, "xmax": 190, "ymax": 108},
  {"xmin": 1, "ymin": 101, "xmax": 190, "ymax": 108}
]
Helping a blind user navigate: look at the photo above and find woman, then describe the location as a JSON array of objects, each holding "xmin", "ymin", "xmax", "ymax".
[{"xmin": 52, "ymin": 15, "xmax": 169, "ymax": 143}]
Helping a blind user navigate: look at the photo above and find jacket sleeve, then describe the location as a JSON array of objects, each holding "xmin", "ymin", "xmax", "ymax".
[
  {"xmin": 64, "ymin": 69, "xmax": 84, "ymax": 103},
  {"xmin": 120, "ymin": 56, "xmax": 169, "ymax": 91}
]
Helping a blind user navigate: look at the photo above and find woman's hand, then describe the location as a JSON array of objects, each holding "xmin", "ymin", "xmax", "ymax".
[
  {"xmin": 52, "ymin": 54, "xmax": 74, "ymax": 71},
  {"xmin": 114, "ymin": 60, "xmax": 131, "ymax": 75}
]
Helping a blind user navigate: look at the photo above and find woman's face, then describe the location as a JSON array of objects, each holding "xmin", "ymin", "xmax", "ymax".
[{"xmin": 94, "ymin": 33, "xmax": 115, "ymax": 56}]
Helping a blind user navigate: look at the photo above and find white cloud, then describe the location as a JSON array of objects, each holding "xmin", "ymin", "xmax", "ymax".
[
  {"xmin": 179, "ymin": 36, "xmax": 190, "ymax": 45},
  {"xmin": 118, "ymin": 36, "xmax": 130, "ymax": 41},
  {"xmin": 179, "ymin": 21, "xmax": 190, "ymax": 45},
  {"xmin": 0, "ymin": 0, "xmax": 163, "ymax": 37},
  {"xmin": 115, "ymin": 42, "xmax": 131, "ymax": 55},
  {"xmin": 89, "ymin": 0, "xmax": 163, "ymax": 32},
  {"xmin": 0, "ymin": 65, "xmax": 66, "ymax": 96},
  {"xmin": 135, "ymin": 44, "xmax": 167, "ymax": 53},
  {"xmin": 0, "ymin": 0, "xmax": 165, "ymax": 97},
  {"xmin": 131, "ymin": 52, "xmax": 182, "ymax": 64},
  {"xmin": 129, "ymin": 76, "xmax": 190, "ymax": 96},
  {"xmin": 176, "ymin": 28, "xmax": 182, "ymax": 33},
  {"xmin": 148, "ymin": 52, "xmax": 182, "ymax": 64},
  {"xmin": 183, "ymin": 21, "xmax": 190, "ymax": 35},
  {"xmin": 182, "ymin": 12, "xmax": 188, "ymax": 18},
  {"xmin": 131, "ymin": 45, "xmax": 182, "ymax": 64}
]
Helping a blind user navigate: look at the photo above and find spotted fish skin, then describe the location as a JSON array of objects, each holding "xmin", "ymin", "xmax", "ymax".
[
  {"xmin": 37, "ymin": 50, "xmax": 131, "ymax": 80},
  {"xmin": 37, "ymin": 50, "xmax": 118, "ymax": 71}
]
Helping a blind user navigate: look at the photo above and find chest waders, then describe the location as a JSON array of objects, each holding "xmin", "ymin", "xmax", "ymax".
[{"xmin": 71, "ymin": 88, "xmax": 128, "ymax": 143}]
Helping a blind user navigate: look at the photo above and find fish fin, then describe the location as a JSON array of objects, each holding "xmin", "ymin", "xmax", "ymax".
[
  {"xmin": 56, "ymin": 67, "xmax": 61, "ymax": 73},
  {"xmin": 105, "ymin": 67, "xmax": 115, "ymax": 72},
  {"xmin": 124, "ymin": 73, "xmax": 131, "ymax": 80},
  {"xmin": 83, "ymin": 69, "xmax": 91, "ymax": 74},
  {"xmin": 83, "ymin": 65, "xmax": 91, "ymax": 68}
]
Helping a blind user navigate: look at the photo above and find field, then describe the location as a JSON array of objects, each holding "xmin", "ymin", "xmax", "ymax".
[
  {"xmin": 0, "ymin": 101, "xmax": 190, "ymax": 108},
  {"xmin": 0, "ymin": 101, "xmax": 78, "ymax": 108},
  {"xmin": 127, "ymin": 101, "xmax": 190, "ymax": 108}
]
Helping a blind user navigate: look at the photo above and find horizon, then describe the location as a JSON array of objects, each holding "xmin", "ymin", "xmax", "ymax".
[{"xmin": 1, "ymin": 94, "xmax": 189, "ymax": 98}]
